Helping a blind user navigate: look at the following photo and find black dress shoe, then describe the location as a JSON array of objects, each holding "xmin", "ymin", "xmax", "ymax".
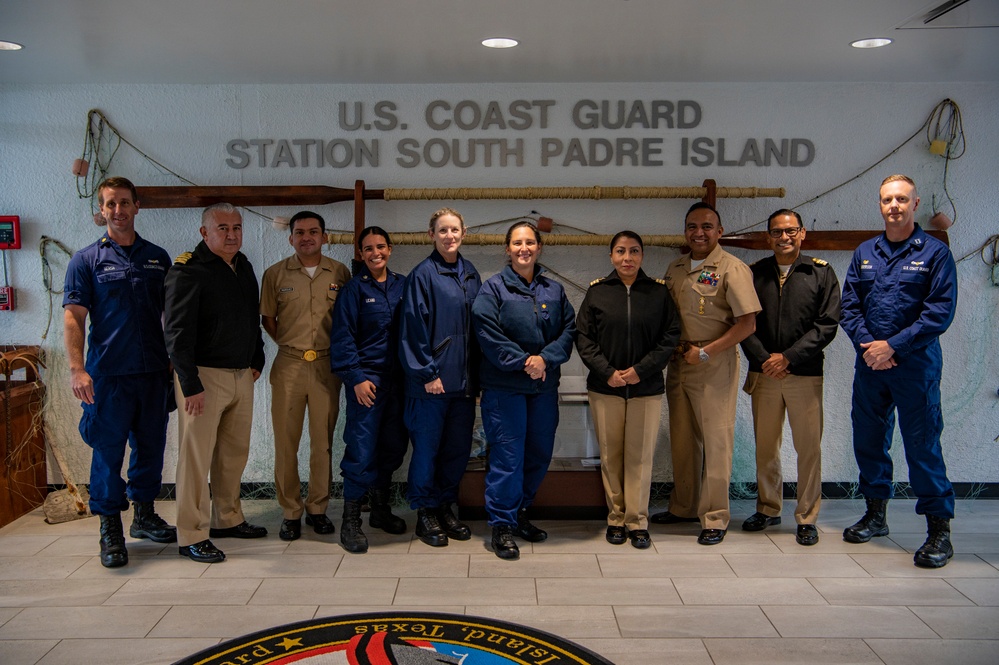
[
  {"xmin": 796, "ymin": 524, "xmax": 819, "ymax": 546},
  {"xmin": 209, "ymin": 521, "xmax": 268, "ymax": 539},
  {"xmin": 606, "ymin": 526, "xmax": 628, "ymax": 545},
  {"xmin": 742, "ymin": 512, "xmax": 782, "ymax": 532},
  {"xmin": 305, "ymin": 513, "xmax": 335, "ymax": 534},
  {"xmin": 650, "ymin": 511, "xmax": 699, "ymax": 524},
  {"xmin": 279, "ymin": 518, "xmax": 301, "ymax": 541},
  {"xmin": 629, "ymin": 529, "xmax": 652, "ymax": 549},
  {"xmin": 697, "ymin": 528, "xmax": 726, "ymax": 545},
  {"xmin": 491, "ymin": 525, "xmax": 520, "ymax": 560},
  {"xmin": 179, "ymin": 539, "xmax": 226, "ymax": 563}
]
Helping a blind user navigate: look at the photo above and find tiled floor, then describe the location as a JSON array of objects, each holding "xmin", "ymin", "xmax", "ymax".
[{"xmin": 1, "ymin": 498, "xmax": 997, "ymax": 665}]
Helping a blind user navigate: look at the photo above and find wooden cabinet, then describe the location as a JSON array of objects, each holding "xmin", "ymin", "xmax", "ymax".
[{"xmin": 0, "ymin": 346, "xmax": 47, "ymax": 528}]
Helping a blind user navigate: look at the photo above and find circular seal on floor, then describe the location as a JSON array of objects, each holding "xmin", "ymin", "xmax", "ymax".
[{"xmin": 173, "ymin": 611, "xmax": 614, "ymax": 664}]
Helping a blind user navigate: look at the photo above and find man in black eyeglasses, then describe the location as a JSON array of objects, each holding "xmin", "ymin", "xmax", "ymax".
[{"xmin": 740, "ymin": 209, "xmax": 840, "ymax": 546}]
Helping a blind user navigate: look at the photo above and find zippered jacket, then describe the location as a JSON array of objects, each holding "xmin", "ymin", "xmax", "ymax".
[
  {"xmin": 576, "ymin": 268, "xmax": 680, "ymax": 398},
  {"xmin": 164, "ymin": 241, "xmax": 265, "ymax": 397},
  {"xmin": 330, "ymin": 264, "xmax": 406, "ymax": 388},
  {"xmin": 398, "ymin": 249, "xmax": 481, "ymax": 398},
  {"xmin": 472, "ymin": 264, "xmax": 576, "ymax": 394},
  {"xmin": 840, "ymin": 225, "xmax": 957, "ymax": 379},
  {"xmin": 741, "ymin": 253, "xmax": 840, "ymax": 377}
]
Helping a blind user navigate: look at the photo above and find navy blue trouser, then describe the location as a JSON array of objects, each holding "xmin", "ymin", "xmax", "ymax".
[
  {"xmin": 404, "ymin": 395, "xmax": 475, "ymax": 509},
  {"xmin": 340, "ymin": 382, "xmax": 410, "ymax": 502},
  {"xmin": 480, "ymin": 389, "xmax": 559, "ymax": 527},
  {"xmin": 851, "ymin": 369, "xmax": 954, "ymax": 519},
  {"xmin": 78, "ymin": 372, "xmax": 169, "ymax": 515}
]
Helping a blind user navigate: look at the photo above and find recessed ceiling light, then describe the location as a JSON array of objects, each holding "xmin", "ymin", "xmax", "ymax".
[
  {"xmin": 0, "ymin": 40, "xmax": 24, "ymax": 51},
  {"xmin": 851, "ymin": 38, "xmax": 893, "ymax": 49},
  {"xmin": 482, "ymin": 38, "xmax": 518, "ymax": 49}
]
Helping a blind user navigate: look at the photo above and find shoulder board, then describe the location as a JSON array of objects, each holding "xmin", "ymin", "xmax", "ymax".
[
  {"xmin": 589, "ymin": 277, "xmax": 605, "ymax": 286},
  {"xmin": 811, "ymin": 257, "xmax": 829, "ymax": 266},
  {"xmin": 655, "ymin": 278, "xmax": 666, "ymax": 285},
  {"xmin": 173, "ymin": 251, "xmax": 193, "ymax": 265}
]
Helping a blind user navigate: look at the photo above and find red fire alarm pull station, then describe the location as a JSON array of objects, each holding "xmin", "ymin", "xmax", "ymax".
[
  {"xmin": 0, "ymin": 216, "xmax": 21, "ymax": 250},
  {"xmin": 0, "ymin": 216, "xmax": 20, "ymax": 310}
]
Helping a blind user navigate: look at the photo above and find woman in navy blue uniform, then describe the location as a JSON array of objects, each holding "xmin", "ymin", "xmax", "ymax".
[
  {"xmin": 399, "ymin": 208, "xmax": 482, "ymax": 548},
  {"xmin": 471, "ymin": 221, "xmax": 576, "ymax": 560},
  {"xmin": 330, "ymin": 227, "xmax": 409, "ymax": 553}
]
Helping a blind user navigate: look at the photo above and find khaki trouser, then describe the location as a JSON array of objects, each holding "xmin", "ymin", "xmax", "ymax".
[
  {"xmin": 175, "ymin": 367, "xmax": 254, "ymax": 547},
  {"xmin": 270, "ymin": 351, "xmax": 341, "ymax": 520},
  {"xmin": 744, "ymin": 372, "xmax": 823, "ymax": 525},
  {"xmin": 666, "ymin": 347, "xmax": 739, "ymax": 530},
  {"xmin": 589, "ymin": 392, "xmax": 663, "ymax": 531}
]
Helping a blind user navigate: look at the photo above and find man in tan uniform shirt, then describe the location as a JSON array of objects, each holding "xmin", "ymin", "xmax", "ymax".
[
  {"xmin": 260, "ymin": 211, "xmax": 351, "ymax": 541},
  {"xmin": 650, "ymin": 202, "xmax": 761, "ymax": 545}
]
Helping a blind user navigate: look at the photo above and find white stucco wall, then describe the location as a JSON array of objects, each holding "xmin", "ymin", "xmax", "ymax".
[{"xmin": 1, "ymin": 82, "xmax": 997, "ymax": 488}]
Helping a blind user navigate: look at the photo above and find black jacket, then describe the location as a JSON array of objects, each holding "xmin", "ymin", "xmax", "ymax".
[
  {"xmin": 576, "ymin": 269, "xmax": 680, "ymax": 398},
  {"xmin": 164, "ymin": 241, "xmax": 265, "ymax": 397},
  {"xmin": 740, "ymin": 253, "xmax": 840, "ymax": 377}
]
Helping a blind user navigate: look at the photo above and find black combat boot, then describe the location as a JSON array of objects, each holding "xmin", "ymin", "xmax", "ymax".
[
  {"xmin": 491, "ymin": 525, "xmax": 520, "ymax": 560},
  {"xmin": 515, "ymin": 507, "xmax": 547, "ymax": 542},
  {"xmin": 340, "ymin": 501, "xmax": 368, "ymax": 554},
  {"xmin": 130, "ymin": 501, "xmax": 178, "ymax": 543},
  {"xmin": 914, "ymin": 515, "xmax": 954, "ymax": 568},
  {"xmin": 99, "ymin": 513, "xmax": 128, "ymax": 568},
  {"xmin": 843, "ymin": 497, "xmax": 889, "ymax": 543},
  {"xmin": 437, "ymin": 503, "xmax": 471, "ymax": 540},
  {"xmin": 369, "ymin": 488, "xmax": 407, "ymax": 535},
  {"xmin": 415, "ymin": 508, "xmax": 449, "ymax": 547}
]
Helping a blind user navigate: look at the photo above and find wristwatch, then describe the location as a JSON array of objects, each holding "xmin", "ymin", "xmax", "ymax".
[{"xmin": 698, "ymin": 348, "xmax": 710, "ymax": 363}]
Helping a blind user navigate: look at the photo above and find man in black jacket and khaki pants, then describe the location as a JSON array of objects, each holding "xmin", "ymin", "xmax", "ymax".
[
  {"xmin": 165, "ymin": 203, "xmax": 267, "ymax": 563},
  {"xmin": 740, "ymin": 209, "xmax": 840, "ymax": 546}
]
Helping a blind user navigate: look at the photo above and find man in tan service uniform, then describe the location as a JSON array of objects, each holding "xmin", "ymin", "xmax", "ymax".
[
  {"xmin": 650, "ymin": 202, "xmax": 761, "ymax": 545},
  {"xmin": 260, "ymin": 211, "xmax": 351, "ymax": 541}
]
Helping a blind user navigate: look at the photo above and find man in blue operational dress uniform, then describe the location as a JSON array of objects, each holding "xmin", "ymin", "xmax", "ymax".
[
  {"xmin": 63, "ymin": 176, "xmax": 177, "ymax": 568},
  {"xmin": 840, "ymin": 174, "xmax": 958, "ymax": 568}
]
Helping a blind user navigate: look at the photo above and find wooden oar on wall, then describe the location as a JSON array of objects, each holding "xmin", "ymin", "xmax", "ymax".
[{"xmin": 134, "ymin": 180, "xmax": 948, "ymax": 251}]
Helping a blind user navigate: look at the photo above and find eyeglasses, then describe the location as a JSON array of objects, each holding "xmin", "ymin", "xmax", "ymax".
[{"xmin": 768, "ymin": 227, "xmax": 803, "ymax": 239}]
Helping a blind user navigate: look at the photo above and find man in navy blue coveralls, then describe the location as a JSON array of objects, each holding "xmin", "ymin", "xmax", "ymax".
[
  {"xmin": 63, "ymin": 177, "xmax": 177, "ymax": 568},
  {"xmin": 840, "ymin": 174, "xmax": 958, "ymax": 568}
]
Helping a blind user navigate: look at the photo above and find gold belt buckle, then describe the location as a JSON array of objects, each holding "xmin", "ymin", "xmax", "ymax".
[{"xmin": 303, "ymin": 349, "xmax": 318, "ymax": 362}]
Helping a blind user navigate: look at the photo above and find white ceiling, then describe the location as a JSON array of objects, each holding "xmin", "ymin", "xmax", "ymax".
[{"xmin": 1, "ymin": 0, "xmax": 997, "ymax": 85}]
